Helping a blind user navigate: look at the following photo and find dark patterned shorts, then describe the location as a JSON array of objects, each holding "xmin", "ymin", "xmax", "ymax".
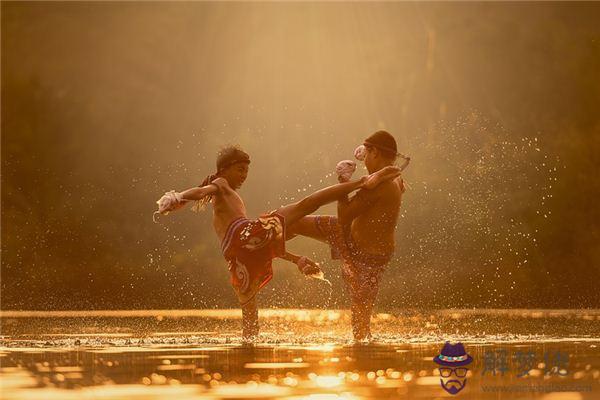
[{"xmin": 314, "ymin": 216, "xmax": 392, "ymax": 301}]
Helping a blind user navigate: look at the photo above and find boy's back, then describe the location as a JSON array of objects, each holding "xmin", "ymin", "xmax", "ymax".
[{"xmin": 350, "ymin": 177, "xmax": 404, "ymax": 255}]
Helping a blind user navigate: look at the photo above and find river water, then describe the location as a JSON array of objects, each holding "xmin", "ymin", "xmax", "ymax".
[{"xmin": 1, "ymin": 309, "xmax": 599, "ymax": 399}]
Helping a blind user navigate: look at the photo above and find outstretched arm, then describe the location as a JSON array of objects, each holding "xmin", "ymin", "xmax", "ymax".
[
  {"xmin": 180, "ymin": 183, "xmax": 219, "ymax": 201},
  {"xmin": 156, "ymin": 180, "xmax": 221, "ymax": 215},
  {"xmin": 167, "ymin": 184, "xmax": 219, "ymax": 213}
]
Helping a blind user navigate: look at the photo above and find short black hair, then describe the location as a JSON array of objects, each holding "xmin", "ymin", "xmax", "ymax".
[
  {"xmin": 364, "ymin": 130, "xmax": 398, "ymax": 159},
  {"xmin": 216, "ymin": 145, "xmax": 250, "ymax": 172}
]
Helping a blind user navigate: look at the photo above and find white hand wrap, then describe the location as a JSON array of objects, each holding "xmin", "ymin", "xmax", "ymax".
[
  {"xmin": 354, "ymin": 144, "xmax": 367, "ymax": 161},
  {"xmin": 156, "ymin": 190, "xmax": 183, "ymax": 214},
  {"xmin": 335, "ymin": 160, "xmax": 357, "ymax": 182}
]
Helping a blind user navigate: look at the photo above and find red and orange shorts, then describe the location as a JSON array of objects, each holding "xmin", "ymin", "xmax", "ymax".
[{"xmin": 221, "ymin": 213, "xmax": 286, "ymax": 305}]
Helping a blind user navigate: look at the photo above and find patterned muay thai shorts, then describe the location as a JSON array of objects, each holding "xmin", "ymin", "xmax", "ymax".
[
  {"xmin": 314, "ymin": 215, "xmax": 392, "ymax": 302},
  {"xmin": 221, "ymin": 213, "xmax": 286, "ymax": 305}
]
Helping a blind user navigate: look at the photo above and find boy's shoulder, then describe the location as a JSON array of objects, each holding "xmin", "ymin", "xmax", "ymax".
[
  {"xmin": 211, "ymin": 177, "xmax": 231, "ymax": 191},
  {"xmin": 356, "ymin": 179, "xmax": 398, "ymax": 201},
  {"xmin": 377, "ymin": 178, "xmax": 402, "ymax": 194},
  {"xmin": 373, "ymin": 178, "xmax": 404, "ymax": 201}
]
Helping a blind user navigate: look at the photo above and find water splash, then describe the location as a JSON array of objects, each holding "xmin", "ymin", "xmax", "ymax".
[
  {"xmin": 392, "ymin": 111, "xmax": 560, "ymax": 307},
  {"xmin": 307, "ymin": 270, "xmax": 332, "ymax": 287}
]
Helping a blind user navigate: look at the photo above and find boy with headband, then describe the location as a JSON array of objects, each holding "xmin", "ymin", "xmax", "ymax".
[{"xmin": 155, "ymin": 145, "xmax": 401, "ymax": 340}]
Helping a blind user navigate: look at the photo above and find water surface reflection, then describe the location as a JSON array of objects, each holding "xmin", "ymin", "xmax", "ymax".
[{"xmin": 1, "ymin": 309, "xmax": 599, "ymax": 399}]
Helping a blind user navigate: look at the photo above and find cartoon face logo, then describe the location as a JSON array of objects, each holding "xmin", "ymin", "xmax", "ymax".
[
  {"xmin": 439, "ymin": 366, "xmax": 468, "ymax": 394},
  {"xmin": 433, "ymin": 342, "xmax": 473, "ymax": 395}
]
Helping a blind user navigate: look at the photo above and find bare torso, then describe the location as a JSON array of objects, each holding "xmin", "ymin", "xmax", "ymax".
[
  {"xmin": 350, "ymin": 177, "xmax": 404, "ymax": 255},
  {"xmin": 210, "ymin": 178, "xmax": 247, "ymax": 241}
]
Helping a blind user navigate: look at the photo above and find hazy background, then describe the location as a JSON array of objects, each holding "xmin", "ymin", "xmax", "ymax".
[{"xmin": 2, "ymin": 2, "xmax": 599, "ymax": 310}]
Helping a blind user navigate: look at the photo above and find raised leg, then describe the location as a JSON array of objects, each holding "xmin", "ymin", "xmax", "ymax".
[
  {"xmin": 277, "ymin": 166, "xmax": 400, "ymax": 227},
  {"xmin": 286, "ymin": 216, "xmax": 329, "ymax": 243},
  {"xmin": 277, "ymin": 179, "xmax": 364, "ymax": 227}
]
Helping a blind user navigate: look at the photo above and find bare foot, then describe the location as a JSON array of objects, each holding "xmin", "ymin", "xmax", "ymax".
[
  {"xmin": 297, "ymin": 256, "xmax": 322, "ymax": 276},
  {"xmin": 350, "ymin": 335, "xmax": 373, "ymax": 345},
  {"xmin": 241, "ymin": 334, "xmax": 258, "ymax": 344},
  {"xmin": 362, "ymin": 166, "xmax": 402, "ymax": 189}
]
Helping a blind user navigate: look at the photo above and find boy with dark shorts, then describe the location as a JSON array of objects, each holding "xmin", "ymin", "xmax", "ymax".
[
  {"xmin": 288, "ymin": 131, "xmax": 409, "ymax": 341},
  {"xmin": 156, "ymin": 145, "xmax": 401, "ymax": 340}
]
